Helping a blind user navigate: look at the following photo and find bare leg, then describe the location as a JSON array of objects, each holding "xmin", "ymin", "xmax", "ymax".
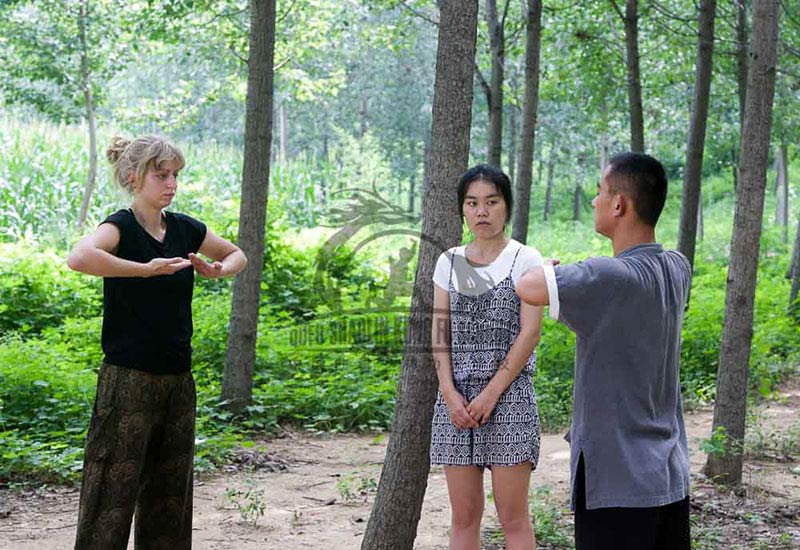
[
  {"xmin": 491, "ymin": 462, "xmax": 536, "ymax": 550},
  {"xmin": 444, "ymin": 465, "xmax": 484, "ymax": 550}
]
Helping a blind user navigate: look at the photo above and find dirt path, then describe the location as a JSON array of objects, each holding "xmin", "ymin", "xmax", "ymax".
[{"xmin": 1, "ymin": 385, "xmax": 798, "ymax": 549}]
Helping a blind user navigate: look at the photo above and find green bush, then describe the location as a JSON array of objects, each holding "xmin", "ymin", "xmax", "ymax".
[{"xmin": 0, "ymin": 243, "xmax": 101, "ymax": 335}]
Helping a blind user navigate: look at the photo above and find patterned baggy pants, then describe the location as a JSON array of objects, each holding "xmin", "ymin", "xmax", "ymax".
[{"xmin": 74, "ymin": 363, "xmax": 196, "ymax": 550}]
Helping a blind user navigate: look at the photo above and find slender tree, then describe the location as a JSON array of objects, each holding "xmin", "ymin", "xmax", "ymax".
[
  {"xmin": 221, "ymin": 0, "xmax": 277, "ymax": 413},
  {"xmin": 543, "ymin": 144, "xmax": 555, "ymax": 221},
  {"xmin": 736, "ymin": 0, "xmax": 749, "ymax": 127},
  {"xmin": 76, "ymin": 0, "xmax": 98, "ymax": 231},
  {"xmin": 704, "ymin": 0, "xmax": 780, "ymax": 485},
  {"xmin": 609, "ymin": 0, "xmax": 645, "ymax": 152},
  {"xmin": 677, "ymin": 0, "xmax": 717, "ymax": 270},
  {"xmin": 774, "ymin": 144, "xmax": 788, "ymax": 242},
  {"xmin": 511, "ymin": 0, "xmax": 543, "ymax": 244},
  {"xmin": 732, "ymin": 0, "xmax": 750, "ymax": 190},
  {"xmin": 480, "ymin": 0, "xmax": 510, "ymax": 167},
  {"xmin": 361, "ymin": 1, "xmax": 479, "ymax": 548},
  {"xmin": 789, "ymin": 214, "xmax": 800, "ymax": 311}
]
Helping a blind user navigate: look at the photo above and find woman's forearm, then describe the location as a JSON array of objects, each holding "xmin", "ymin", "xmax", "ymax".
[
  {"xmin": 218, "ymin": 249, "xmax": 247, "ymax": 278},
  {"xmin": 67, "ymin": 245, "xmax": 149, "ymax": 278},
  {"xmin": 483, "ymin": 330, "xmax": 540, "ymax": 399}
]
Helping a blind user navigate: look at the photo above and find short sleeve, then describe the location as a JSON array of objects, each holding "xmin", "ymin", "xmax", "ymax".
[
  {"xmin": 432, "ymin": 250, "xmax": 454, "ymax": 291},
  {"xmin": 511, "ymin": 245, "xmax": 544, "ymax": 287},
  {"xmin": 174, "ymin": 213, "xmax": 207, "ymax": 253},
  {"xmin": 552, "ymin": 257, "xmax": 620, "ymax": 336},
  {"xmin": 100, "ymin": 209, "xmax": 132, "ymax": 230}
]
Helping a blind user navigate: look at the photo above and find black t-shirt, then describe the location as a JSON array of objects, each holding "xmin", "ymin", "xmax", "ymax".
[{"xmin": 101, "ymin": 209, "xmax": 207, "ymax": 374}]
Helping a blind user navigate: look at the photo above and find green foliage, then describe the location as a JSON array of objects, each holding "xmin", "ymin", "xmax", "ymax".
[
  {"xmin": 223, "ymin": 483, "xmax": 267, "ymax": 526},
  {"xmin": 0, "ymin": 317, "xmax": 100, "ymax": 482},
  {"xmin": 0, "ymin": 243, "xmax": 101, "ymax": 335},
  {"xmin": 336, "ymin": 473, "xmax": 378, "ymax": 503},
  {"xmin": 1, "ymin": 118, "xmax": 800, "ymax": 484},
  {"xmin": 531, "ymin": 485, "xmax": 574, "ymax": 548},
  {"xmin": 701, "ymin": 426, "xmax": 729, "ymax": 457}
]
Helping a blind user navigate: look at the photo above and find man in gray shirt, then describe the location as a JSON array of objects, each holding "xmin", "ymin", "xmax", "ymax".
[{"xmin": 517, "ymin": 152, "xmax": 692, "ymax": 549}]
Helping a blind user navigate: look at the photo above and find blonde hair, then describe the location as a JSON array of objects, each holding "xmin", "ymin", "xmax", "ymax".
[{"xmin": 106, "ymin": 135, "xmax": 185, "ymax": 192}]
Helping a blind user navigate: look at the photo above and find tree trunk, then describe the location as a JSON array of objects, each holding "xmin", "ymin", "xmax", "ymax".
[
  {"xmin": 790, "ymin": 215, "xmax": 800, "ymax": 310},
  {"xmin": 408, "ymin": 136, "xmax": 416, "ymax": 213},
  {"xmin": 623, "ymin": 0, "xmax": 645, "ymax": 152},
  {"xmin": 573, "ymin": 182, "xmax": 582, "ymax": 221},
  {"xmin": 508, "ymin": 103, "xmax": 518, "ymax": 183},
  {"xmin": 360, "ymin": 2, "xmax": 479, "ymax": 548},
  {"xmin": 600, "ymin": 132, "xmax": 609, "ymax": 172},
  {"xmin": 704, "ymin": 0, "xmax": 779, "ymax": 485},
  {"xmin": 511, "ymin": 0, "xmax": 542, "ymax": 245},
  {"xmin": 486, "ymin": 0, "xmax": 505, "ymax": 167},
  {"xmin": 544, "ymin": 146, "xmax": 555, "ymax": 222},
  {"xmin": 279, "ymin": 100, "xmax": 288, "ymax": 165},
  {"xmin": 221, "ymin": 0, "xmax": 277, "ymax": 413},
  {"xmin": 736, "ymin": 0, "xmax": 749, "ymax": 129},
  {"xmin": 677, "ymin": 0, "xmax": 717, "ymax": 271},
  {"xmin": 775, "ymin": 144, "xmax": 788, "ymax": 242},
  {"xmin": 600, "ymin": 97, "xmax": 609, "ymax": 171},
  {"xmin": 359, "ymin": 95, "xmax": 368, "ymax": 137},
  {"xmin": 697, "ymin": 189, "xmax": 704, "ymax": 243},
  {"xmin": 76, "ymin": 0, "xmax": 97, "ymax": 231}
]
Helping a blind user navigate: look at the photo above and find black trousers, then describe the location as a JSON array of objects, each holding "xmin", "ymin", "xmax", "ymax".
[
  {"xmin": 75, "ymin": 364, "xmax": 196, "ymax": 550},
  {"xmin": 574, "ymin": 455, "xmax": 690, "ymax": 550}
]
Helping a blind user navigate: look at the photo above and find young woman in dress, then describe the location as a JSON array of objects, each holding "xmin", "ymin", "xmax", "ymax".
[
  {"xmin": 67, "ymin": 135, "xmax": 247, "ymax": 549},
  {"xmin": 430, "ymin": 165, "xmax": 543, "ymax": 550}
]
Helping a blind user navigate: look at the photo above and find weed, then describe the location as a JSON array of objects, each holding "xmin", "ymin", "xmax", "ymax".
[
  {"xmin": 336, "ymin": 473, "xmax": 378, "ymax": 503},
  {"xmin": 223, "ymin": 482, "xmax": 266, "ymax": 526}
]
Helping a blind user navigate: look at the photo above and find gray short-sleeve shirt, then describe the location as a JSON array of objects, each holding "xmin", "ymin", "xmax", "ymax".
[{"xmin": 542, "ymin": 243, "xmax": 691, "ymax": 510}]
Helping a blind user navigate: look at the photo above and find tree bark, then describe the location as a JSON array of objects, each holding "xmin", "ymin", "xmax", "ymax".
[
  {"xmin": 677, "ymin": 0, "xmax": 717, "ymax": 271},
  {"xmin": 544, "ymin": 145, "xmax": 555, "ymax": 222},
  {"xmin": 697, "ymin": 189, "xmax": 704, "ymax": 242},
  {"xmin": 408, "ymin": 136, "xmax": 417, "ymax": 213},
  {"xmin": 279, "ymin": 100, "xmax": 288, "ymax": 165},
  {"xmin": 221, "ymin": 0, "xmax": 277, "ymax": 413},
  {"xmin": 704, "ymin": 0, "xmax": 780, "ymax": 485},
  {"xmin": 617, "ymin": 0, "xmax": 645, "ymax": 152},
  {"xmin": 485, "ymin": 0, "xmax": 506, "ymax": 167},
  {"xmin": 511, "ymin": 0, "xmax": 542, "ymax": 245},
  {"xmin": 775, "ymin": 144, "xmax": 788, "ymax": 242},
  {"xmin": 600, "ymin": 97, "xmax": 609, "ymax": 171},
  {"xmin": 360, "ymin": 1, "xmax": 478, "ymax": 548},
  {"xmin": 790, "ymin": 215, "xmax": 800, "ymax": 309},
  {"xmin": 508, "ymin": 103, "xmax": 518, "ymax": 183},
  {"xmin": 736, "ymin": 0, "xmax": 749, "ymax": 129},
  {"xmin": 76, "ymin": 0, "xmax": 97, "ymax": 231}
]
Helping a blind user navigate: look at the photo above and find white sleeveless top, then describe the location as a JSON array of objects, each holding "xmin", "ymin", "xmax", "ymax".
[{"xmin": 432, "ymin": 239, "xmax": 543, "ymax": 296}]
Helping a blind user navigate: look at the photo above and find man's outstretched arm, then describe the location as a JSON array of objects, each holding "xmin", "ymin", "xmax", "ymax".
[{"xmin": 516, "ymin": 266, "xmax": 549, "ymax": 305}]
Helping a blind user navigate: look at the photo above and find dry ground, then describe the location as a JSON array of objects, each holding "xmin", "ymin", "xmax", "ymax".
[{"xmin": 1, "ymin": 383, "xmax": 798, "ymax": 550}]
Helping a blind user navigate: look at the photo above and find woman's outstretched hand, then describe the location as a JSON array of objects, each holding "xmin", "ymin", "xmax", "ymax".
[
  {"xmin": 443, "ymin": 390, "xmax": 479, "ymax": 430},
  {"xmin": 144, "ymin": 257, "xmax": 192, "ymax": 277},
  {"xmin": 189, "ymin": 253, "xmax": 223, "ymax": 278}
]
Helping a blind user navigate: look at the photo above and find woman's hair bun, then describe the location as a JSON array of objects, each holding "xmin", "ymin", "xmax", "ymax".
[{"xmin": 106, "ymin": 135, "xmax": 131, "ymax": 165}]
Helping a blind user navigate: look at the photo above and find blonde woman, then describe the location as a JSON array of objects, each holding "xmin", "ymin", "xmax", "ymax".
[{"xmin": 67, "ymin": 135, "xmax": 246, "ymax": 549}]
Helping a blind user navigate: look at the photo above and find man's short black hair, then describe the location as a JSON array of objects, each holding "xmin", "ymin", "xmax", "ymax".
[
  {"xmin": 457, "ymin": 164, "xmax": 514, "ymax": 223},
  {"xmin": 606, "ymin": 152, "xmax": 668, "ymax": 227}
]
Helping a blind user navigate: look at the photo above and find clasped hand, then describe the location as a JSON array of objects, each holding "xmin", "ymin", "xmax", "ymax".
[
  {"xmin": 444, "ymin": 388, "xmax": 499, "ymax": 429},
  {"xmin": 143, "ymin": 254, "xmax": 223, "ymax": 278}
]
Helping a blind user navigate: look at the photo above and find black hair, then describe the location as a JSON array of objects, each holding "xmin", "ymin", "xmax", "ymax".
[
  {"xmin": 606, "ymin": 152, "xmax": 668, "ymax": 227},
  {"xmin": 457, "ymin": 164, "xmax": 514, "ymax": 223}
]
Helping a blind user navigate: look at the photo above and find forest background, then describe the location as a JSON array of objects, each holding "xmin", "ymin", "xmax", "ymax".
[{"xmin": 0, "ymin": 0, "xmax": 798, "ymax": 546}]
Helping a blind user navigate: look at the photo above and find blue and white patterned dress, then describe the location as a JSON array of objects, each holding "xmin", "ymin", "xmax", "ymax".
[{"xmin": 430, "ymin": 246, "xmax": 541, "ymax": 468}]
